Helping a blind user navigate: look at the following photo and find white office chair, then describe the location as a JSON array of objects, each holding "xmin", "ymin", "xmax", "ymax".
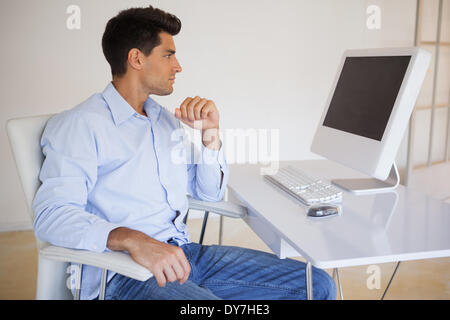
[{"xmin": 6, "ymin": 114, "xmax": 247, "ymax": 300}]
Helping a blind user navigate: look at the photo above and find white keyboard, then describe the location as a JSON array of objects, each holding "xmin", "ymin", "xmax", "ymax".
[{"xmin": 264, "ymin": 166, "xmax": 343, "ymax": 205}]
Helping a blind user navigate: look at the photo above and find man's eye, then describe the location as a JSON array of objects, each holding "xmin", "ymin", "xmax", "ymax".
[{"xmin": 165, "ymin": 55, "xmax": 171, "ymax": 59}]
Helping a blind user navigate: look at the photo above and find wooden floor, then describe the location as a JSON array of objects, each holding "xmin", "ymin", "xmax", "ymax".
[{"xmin": 1, "ymin": 216, "xmax": 449, "ymax": 300}]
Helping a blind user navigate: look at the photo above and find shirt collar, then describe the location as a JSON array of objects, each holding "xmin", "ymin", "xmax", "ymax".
[{"xmin": 102, "ymin": 82, "xmax": 161, "ymax": 126}]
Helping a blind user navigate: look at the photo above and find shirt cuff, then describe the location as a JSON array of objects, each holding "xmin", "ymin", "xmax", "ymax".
[
  {"xmin": 84, "ymin": 220, "xmax": 123, "ymax": 253},
  {"xmin": 196, "ymin": 143, "xmax": 228, "ymax": 200},
  {"xmin": 201, "ymin": 142, "xmax": 226, "ymax": 167}
]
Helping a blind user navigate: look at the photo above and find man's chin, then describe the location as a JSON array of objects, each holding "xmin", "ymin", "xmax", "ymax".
[{"xmin": 153, "ymin": 87, "xmax": 174, "ymax": 96}]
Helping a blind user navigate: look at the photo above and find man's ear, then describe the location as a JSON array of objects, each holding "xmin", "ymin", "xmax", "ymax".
[{"xmin": 127, "ymin": 48, "xmax": 144, "ymax": 71}]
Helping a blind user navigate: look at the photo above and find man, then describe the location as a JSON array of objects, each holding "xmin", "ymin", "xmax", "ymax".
[{"xmin": 32, "ymin": 5, "xmax": 336, "ymax": 300}]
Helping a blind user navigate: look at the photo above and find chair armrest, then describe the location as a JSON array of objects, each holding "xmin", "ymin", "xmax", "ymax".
[
  {"xmin": 39, "ymin": 199, "xmax": 247, "ymax": 283},
  {"xmin": 39, "ymin": 244, "xmax": 152, "ymax": 282},
  {"xmin": 187, "ymin": 195, "xmax": 248, "ymax": 218}
]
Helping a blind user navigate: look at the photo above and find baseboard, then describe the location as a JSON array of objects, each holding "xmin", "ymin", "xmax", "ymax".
[
  {"xmin": 0, "ymin": 211, "xmax": 218, "ymax": 233},
  {"xmin": 0, "ymin": 221, "xmax": 33, "ymax": 233}
]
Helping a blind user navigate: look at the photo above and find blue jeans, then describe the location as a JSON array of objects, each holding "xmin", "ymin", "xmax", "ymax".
[{"xmin": 104, "ymin": 242, "xmax": 336, "ymax": 300}]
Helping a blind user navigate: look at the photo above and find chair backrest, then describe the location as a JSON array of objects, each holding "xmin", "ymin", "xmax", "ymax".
[
  {"xmin": 6, "ymin": 114, "xmax": 55, "ymax": 221},
  {"xmin": 6, "ymin": 114, "xmax": 73, "ymax": 300}
]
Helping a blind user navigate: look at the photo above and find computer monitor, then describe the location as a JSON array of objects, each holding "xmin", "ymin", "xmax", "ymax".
[{"xmin": 311, "ymin": 47, "xmax": 431, "ymax": 194}]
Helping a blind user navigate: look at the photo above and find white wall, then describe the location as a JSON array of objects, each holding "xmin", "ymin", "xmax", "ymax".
[{"xmin": 0, "ymin": 0, "xmax": 432, "ymax": 230}]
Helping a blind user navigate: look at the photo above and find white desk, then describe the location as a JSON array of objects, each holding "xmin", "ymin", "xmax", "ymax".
[{"xmin": 226, "ymin": 160, "xmax": 450, "ymax": 299}]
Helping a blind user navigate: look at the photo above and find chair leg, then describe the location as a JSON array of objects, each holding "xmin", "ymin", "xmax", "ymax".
[
  {"xmin": 74, "ymin": 263, "xmax": 82, "ymax": 300},
  {"xmin": 306, "ymin": 262, "xmax": 313, "ymax": 300},
  {"xmin": 199, "ymin": 211, "xmax": 209, "ymax": 244},
  {"xmin": 99, "ymin": 268, "xmax": 107, "ymax": 300},
  {"xmin": 218, "ymin": 215, "xmax": 223, "ymax": 245},
  {"xmin": 333, "ymin": 268, "xmax": 344, "ymax": 300},
  {"xmin": 183, "ymin": 209, "xmax": 189, "ymax": 224}
]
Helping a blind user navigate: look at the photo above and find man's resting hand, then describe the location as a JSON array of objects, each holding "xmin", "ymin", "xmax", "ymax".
[{"xmin": 107, "ymin": 227, "xmax": 191, "ymax": 287}]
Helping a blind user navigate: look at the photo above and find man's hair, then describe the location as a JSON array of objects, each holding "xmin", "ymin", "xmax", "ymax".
[{"xmin": 102, "ymin": 5, "xmax": 181, "ymax": 77}]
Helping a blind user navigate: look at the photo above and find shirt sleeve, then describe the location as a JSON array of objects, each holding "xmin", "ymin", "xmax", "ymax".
[
  {"xmin": 185, "ymin": 131, "xmax": 229, "ymax": 202},
  {"xmin": 32, "ymin": 111, "xmax": 122, "ymax": 253}
]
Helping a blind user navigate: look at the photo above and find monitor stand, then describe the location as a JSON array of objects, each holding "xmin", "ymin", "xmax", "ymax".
[{"xmin": 332, "ymin": 163, "xmax": 399, "ymax": 195}]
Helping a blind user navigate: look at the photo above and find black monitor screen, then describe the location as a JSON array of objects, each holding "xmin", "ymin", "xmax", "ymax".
[{"xmin": 323, "ymin": 56, "xmax": 411, "ymax": 141}]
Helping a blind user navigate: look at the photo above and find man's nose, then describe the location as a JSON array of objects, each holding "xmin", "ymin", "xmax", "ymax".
[{"xmin": 173, "ymin": 58, "xmax": 182, "ymax": 73}]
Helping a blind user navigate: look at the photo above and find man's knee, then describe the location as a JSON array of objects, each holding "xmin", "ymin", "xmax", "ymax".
[{"xmin": 313, "ymin": 268, "xmax": 336, "ymax": 300}]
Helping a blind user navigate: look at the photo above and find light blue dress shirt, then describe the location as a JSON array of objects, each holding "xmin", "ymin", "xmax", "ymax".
[{"xmin": 32, "ymin": 82, "xmax": 228, "ymax": 299}]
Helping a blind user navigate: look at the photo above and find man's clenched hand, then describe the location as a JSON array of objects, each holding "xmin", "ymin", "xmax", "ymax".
[{"xmin": 175, "ymin": 96, "xmax": 220, "ymax": 130}]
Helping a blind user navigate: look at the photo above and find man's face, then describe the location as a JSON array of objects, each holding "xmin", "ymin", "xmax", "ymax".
[{"xmin": 141, "ymin": 32, "xmax": 182, "ymax": 95}]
